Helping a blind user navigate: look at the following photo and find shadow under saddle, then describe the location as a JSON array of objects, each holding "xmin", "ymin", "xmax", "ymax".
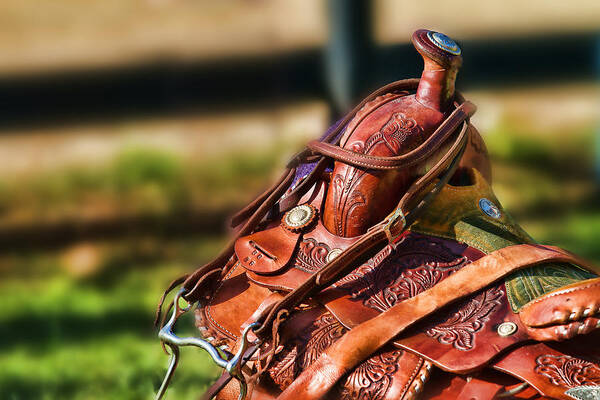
[{"xmin": 154, "ymin": 30, "xmax": 600, "ymax": 400}]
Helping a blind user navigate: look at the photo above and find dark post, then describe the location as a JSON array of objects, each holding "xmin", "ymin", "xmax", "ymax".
[
  {"xmin": 325, "ymin": 0, "xmax": 374, "ymax": 115},
  {"xmin": 596, "ymin": 36, "xmax": 600, "ymax": 183}
]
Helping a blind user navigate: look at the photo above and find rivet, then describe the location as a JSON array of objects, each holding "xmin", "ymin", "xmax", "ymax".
[
  {"xmin": 479, "ymin": 198, "xmax": 501, "ymax": 219},
  {"xmin": 326, "ymin": 248, "xmax": 343, "ymax": 263},
  {"xmin": 497, "ymin": 322, "xmax": 518, "ymax": 337}
]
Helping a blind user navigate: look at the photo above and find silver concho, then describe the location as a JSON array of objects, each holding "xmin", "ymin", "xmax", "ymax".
[
  {"xmin": 479, "ymin": 198, "xmax": 501, "ymax": 219},
  {"xmin": 497, "ymin": 322, "xmax": 518, "ymax": 337},
  {"xmin": 427, "ymin": 31, "xmax": 461, "ymax": 56},
  {"xmin": 326, "ymin": 248, "xmax": 343, "ymax": 263},
  {"xmin": 284, "ymin": 204, "xmax": 314, "ymax": 229},
  {"xmin": 565, "ymin": 386, "xmax": 600, "ymax": 400}
]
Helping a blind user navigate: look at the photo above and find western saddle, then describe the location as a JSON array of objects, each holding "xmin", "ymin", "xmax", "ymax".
[{"xmin": 154, "ymin": 29, "xmax": 600, "ymax": 400}]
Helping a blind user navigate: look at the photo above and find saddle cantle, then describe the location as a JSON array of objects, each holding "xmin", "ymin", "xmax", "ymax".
[{"xmin": 155, "ymin": 29, "xmax": 600, "ymax": 400}]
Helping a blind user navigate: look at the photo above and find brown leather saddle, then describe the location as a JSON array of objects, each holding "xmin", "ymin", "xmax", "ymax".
[{"xmin": 154, "ymin": 30, "xmax": 600, "ymax": 400}]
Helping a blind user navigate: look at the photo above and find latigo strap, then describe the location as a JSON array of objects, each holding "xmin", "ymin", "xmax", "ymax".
[{"xmin": 276, "ymin": 244, "xmax": 598, "ymax": 400}]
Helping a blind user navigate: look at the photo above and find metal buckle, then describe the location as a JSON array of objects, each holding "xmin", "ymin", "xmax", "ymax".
[
  {"xmin": 380, "ymin": 207, "xmax": 406, "ymax": 243},
  {"xmin": 155, "ymin": 288, "xmax": 260, "ymax": 400}
]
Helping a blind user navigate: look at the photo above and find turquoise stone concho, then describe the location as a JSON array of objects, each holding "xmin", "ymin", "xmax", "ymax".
[{"xmin": 427, "ymin": 31, "xmax": 461, "ymax": 55}]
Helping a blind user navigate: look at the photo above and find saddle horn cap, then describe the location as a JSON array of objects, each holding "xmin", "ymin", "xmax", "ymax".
[{"xmin": 412, "ymin": 29, "xmax": 462, "ymax": 70}]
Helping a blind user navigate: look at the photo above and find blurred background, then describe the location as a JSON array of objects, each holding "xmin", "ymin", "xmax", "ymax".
[{"xmin": 1, "ymin": 1, "xmax": 599, "ymax": 399}]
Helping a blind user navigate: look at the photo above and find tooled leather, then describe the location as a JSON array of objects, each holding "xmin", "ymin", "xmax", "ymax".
[
  {"xmin": 364, "ymin": 112, "xmax": 422, "ymax": 156},
  {"xmin": 329, "ymin": 168, "xmax": 370, "ymax": 236},
  {"xmin": 320, "ymin": 232, "xmax": 480, "ymax": 325},
  {"xmin": 534, "ymin": 355, "xmax": 600, "ymax": 388},
  {"xmin": 277, "ymin": 244, "xmax": 599, "ymax": 400},
  {"xmin": 406, "ymin": 167, "xmax": 598, "ymax": 314},
  {"xmin": 235, "ymin": 180, "xmax": 328, "ymax": 280},
  {"xmin": 328, "ymin": 108, "xmax": 414, "ymax": 236},
  {"xmin": 205, "ymin": 207, "xmax": 598, "ymax": 398},
  {"xmin": 338, "ymin": 93, "xmax": 408, "ymax": 147},
  {"xmin": 424, "ymin": 286, "xmax": 504, "ymax": 351},
  {"xmin": 269, "ymin": 312, "xmax": 346, "ymax": 389},
  {"xmin": 307, "ymin": 232, "xmax": 530, "ymax": 373},
  {"xmin": 307, "ymin": 103, "xmax": 475, "ymax": 171},
  {"xmin": 331, "ymin": 235, "xmax": 470, "ymax": 313},
  {"xmin": 164, "ymin": 28, "xmax": 600, "ymax": 400},
  {"xmin": 323, "ymin": 94, "xmax": 444, "ymax": 237},
  {"xmin": 268, "ymin": 310, "xmax": 428, "ymax": 400},
  {"xmin": 182, "ymin": 35, "xmax": 600, "ymax": 400},
  {"xmin": 493, "ymin": 342, "xmax": 600, "ymax": 399},
  {"xmin": 393, "ymin": 285, "xmax": 525, "ymax": 373},
  {"xmin": 337, "ymin": 349, "xmax": 403, "ymax": 400},
  {"xmin": 294, "ymin": 238, "xmax": 331, "ymax": 273}
]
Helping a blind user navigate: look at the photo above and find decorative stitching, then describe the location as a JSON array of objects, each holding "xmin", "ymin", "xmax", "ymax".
[
  {"xmin": 312, "ymin": 117, "xmax": 468, "ymax": 170},
  {"xmin": 399, "ymin": 356, "xmax": 424, "ymax": 399}
]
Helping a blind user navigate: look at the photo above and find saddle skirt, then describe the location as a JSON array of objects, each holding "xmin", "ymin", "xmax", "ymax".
[{"xmin": 196, "ymin": 167, "xmax": 600, "ymax": 399}]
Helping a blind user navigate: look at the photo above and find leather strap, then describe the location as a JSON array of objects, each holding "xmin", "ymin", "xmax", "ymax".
[
  {"xmin": 307, "ymin": 101, "xmax": 476, "ymax": 170},
  {"xmin": 276, "ymin": 244, "xmax": 598, "ymax": 400}
]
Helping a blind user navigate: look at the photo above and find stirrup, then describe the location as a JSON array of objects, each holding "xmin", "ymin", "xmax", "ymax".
[{"xmin": 155, "ymin": 288, "xmax": 260, "ymax": 400}]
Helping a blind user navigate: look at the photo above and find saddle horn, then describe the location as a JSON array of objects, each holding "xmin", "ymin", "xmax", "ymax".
[{"xmin": 322, "ymin": 29, "xmax": 464, "ymax": 237}]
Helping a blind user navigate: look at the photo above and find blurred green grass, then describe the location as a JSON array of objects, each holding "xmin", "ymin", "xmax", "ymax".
[
  {"xmin": 0, "ymin": 238, "xmax": 226, "ymax": 400},
  {"xmin": 0, "ymin": 144, "xmax": 285, "ymax": 229},
  {"xmin": 1, "ymin": 122, "xmax": 599, "ymax": 399}
]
